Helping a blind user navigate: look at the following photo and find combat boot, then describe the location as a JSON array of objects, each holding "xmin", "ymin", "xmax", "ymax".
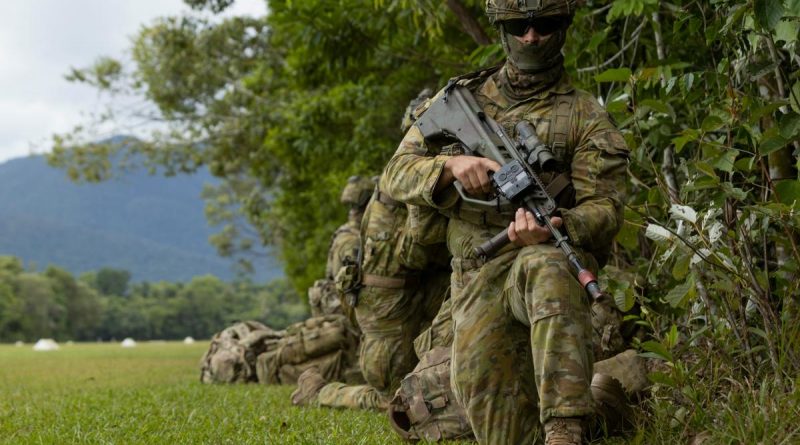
[
  {"xmin": 290, "ymin": 367, "xmax": 327, "ymax": 406},
  {"xmin": 544, "ymin": 417, "xmax": 584, "ymax": 445},
  {"xmin": 591, "ymin": 373, "xmax": 631, "ymax": 435}
]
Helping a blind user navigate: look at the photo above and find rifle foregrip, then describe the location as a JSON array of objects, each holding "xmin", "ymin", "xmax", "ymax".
[{"xmin": 474, "ymin": 230, "xmax": 510, "ymax": 259}]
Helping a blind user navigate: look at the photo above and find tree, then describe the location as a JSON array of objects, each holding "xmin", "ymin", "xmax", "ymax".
[
  {"xmin": 93, "ymin": 268, "xmax": 131, "ymax": 297},
  {"xmin": 48, "ymin": 0, "xmax": 484, "ymax": 294}
]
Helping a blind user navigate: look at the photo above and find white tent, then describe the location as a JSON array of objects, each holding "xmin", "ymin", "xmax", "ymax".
[
  {"xmin": 183, "ymin": 336, "xmax": 195, "ymax": 344},
  {"xmin": 121, "ymin": 338, "xmax": 137, "ymax": 348},
  {"xmin": 14, "ymin": 341, "xmax": 23, "ymax": 347},
  {"xmin": 32, "ymin": 339, "xmax": 59, "ymax": 351}
]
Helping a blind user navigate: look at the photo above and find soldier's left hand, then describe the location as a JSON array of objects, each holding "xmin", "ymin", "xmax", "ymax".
[{"xmin": 508, "ymin": 208, "xmax": 562, "ymax": 246}]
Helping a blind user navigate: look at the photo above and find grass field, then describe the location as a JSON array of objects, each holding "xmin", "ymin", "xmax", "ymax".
[
  {"xmin": 0, "ymin": 342, "xmax": 419, "ymax": 444},
  {"xmin": 8, "ymin": 342, "xmax": 795, "ymax": 444}
]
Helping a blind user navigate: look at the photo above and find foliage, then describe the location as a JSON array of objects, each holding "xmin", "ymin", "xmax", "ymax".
[
  {"xmin": 45, "ymin": 0, "xmax": 800, "ymax": 441},
  {"xmin": 48, "ymin": 0, "xmax": 485, "ymax": 293},
  {"xmin": 0, "ymin": 256, "xmax": 306, "ymax": 342}
]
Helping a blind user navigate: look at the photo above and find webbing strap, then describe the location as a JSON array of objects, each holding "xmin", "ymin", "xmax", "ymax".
[
  {"xmin": 362, "ymin": 273, "xmax": 419, "ymax": 289},
  {"xmin": 374, "ymin": 189, "xmax": 401, "ymax": 208},
  {"xmin": 548, "ymin": 92, "xmax": 577, "ymax": 161},
  {"xmin": 545, "ymin": 171, "xmax": 571, "ymax": 198}
]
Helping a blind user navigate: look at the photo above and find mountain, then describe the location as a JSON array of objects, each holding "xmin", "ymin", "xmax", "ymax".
[{"xmin": 0, "ymin": 154, "xmax": 282, "ymax": 282}]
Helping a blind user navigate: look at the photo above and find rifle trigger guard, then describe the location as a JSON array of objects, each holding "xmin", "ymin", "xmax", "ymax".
[{"xmin": 453, "ymin": 181, "xmax": 507, "ymax": 208}]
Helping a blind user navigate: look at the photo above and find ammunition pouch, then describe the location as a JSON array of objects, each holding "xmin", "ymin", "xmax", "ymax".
[{"xmin": 388, "ymin": 346, "xmax": 473, "ymax": 441}]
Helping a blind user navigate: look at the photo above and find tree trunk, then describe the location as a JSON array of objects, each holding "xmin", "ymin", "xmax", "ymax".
[{"xmin": 445, "ymin": 0, "xmax": 492, "ymax": 46}]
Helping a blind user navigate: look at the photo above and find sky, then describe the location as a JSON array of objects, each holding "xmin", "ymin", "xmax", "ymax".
[{"xmin": 0, "ymin": 0, "xmax": 267, "ymax": 164}]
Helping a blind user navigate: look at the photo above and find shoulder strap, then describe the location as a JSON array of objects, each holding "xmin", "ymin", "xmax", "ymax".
[{"xmin": 548, "ymin": 91, "xmax": 578, "ymax": 161}]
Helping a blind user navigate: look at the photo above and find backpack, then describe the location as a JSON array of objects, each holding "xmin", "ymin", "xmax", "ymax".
[
  {"xmin": 255, "ymin": 314, "xmax": 360, "ymax": 384},
  {"xmin": 388, "ymin": 346, "xmax": 473, "ymax": 442},
  {"xmin": 200, "ymin": 320, "xmax": 283, "ymax": 384}
]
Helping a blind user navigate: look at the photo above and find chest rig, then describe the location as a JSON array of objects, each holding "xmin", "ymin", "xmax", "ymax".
[{"xmin": 435, "ymin": 68, "xmax": 578, "ymax": 228}]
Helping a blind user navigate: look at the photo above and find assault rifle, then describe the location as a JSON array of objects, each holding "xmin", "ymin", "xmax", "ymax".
[{"xmin": 414, "ymin": 83, "xmax": 605, "ymax": 301}]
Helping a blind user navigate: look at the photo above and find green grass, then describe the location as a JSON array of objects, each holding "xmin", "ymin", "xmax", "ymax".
[
  {"xmin": 3, "ymin": 342, "xmax": 795, "ymax": 444},
  {"xmin": 0, "ymin": 342, "xmax": 410, "ymax": 444}
]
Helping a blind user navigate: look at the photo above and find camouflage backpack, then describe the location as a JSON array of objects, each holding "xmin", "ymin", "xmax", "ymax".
[
  {"xmin": 388, "ymin": 346, "xmax": 473, "ymax": 442},
  {"xmin": 256, "ymin": 314, "xmax": 361, "ymax": 385},
  {"xmin": 308, "ymin": 278, "xmax": 341, "ymax": 317},
  {"xmin": 200, "ymin": 320, "xmax": 284, "ymax": 384}
]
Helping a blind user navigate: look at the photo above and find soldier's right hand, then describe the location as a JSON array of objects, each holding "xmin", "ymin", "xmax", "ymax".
[{"xmin": 440, "ymin": 155, "xmax": 502, "ymax": 195}]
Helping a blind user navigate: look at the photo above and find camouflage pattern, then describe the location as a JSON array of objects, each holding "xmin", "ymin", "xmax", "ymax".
[
  {"xmin": 200, "ymin": 321, "xmax": 283, "ymax": 384},
  {"xmin": 256, "ymin": 314, "xmax": 360, "ymax": 385},
  {"xmin": 412, "ymin": 297, "xmax": 453, "ymax": 359},
  {"xmin": 485, "ymin": 0, "xmax": 577, "ymax": 22},
  {"xmin": 308, "ymin": 186, "xmax": 451, "ymax": 412},
  {"xmin": 381, "ymin": 66, "xmax": 629, "ymax": 444},
  {"xmin": 308, "ymin": 213, "xmax": 361, "ymax": 318},
  {"xmin": 340, "ymin": 175, "xmax": 376, "ymax": 208},
  {"xmin": 316, "ymin": 381, "xmax": 392, "ymax": 411}
]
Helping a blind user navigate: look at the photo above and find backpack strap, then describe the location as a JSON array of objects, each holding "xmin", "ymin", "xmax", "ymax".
[{"xmin": 548, "ymin": 91, "xmax": 577, "ymax": 163}]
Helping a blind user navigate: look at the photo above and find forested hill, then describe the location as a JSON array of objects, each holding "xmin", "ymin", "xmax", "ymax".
[{"xmin": 0, "ymin": 154, "xmax": 282, "ymax": 282}]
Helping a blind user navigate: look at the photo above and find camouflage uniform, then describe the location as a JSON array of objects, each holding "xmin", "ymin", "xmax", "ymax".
[
  {"xmin": 382, "ymin": 65, "xmax": 629, "ymax": 444},
  {"xmin": 314, "ymin": 180, "xmax": 451, "ymax": 411},
  {"xmin": 302, "ymin": 91, "xmax": 452, "ymax": 412},
  {"xmin": 258, "ymin": 177, "xmax": 375, "ymax": 386},
  {"xmin": 308, "ymin": 176, "xmax": 375, "ymax": 319}
]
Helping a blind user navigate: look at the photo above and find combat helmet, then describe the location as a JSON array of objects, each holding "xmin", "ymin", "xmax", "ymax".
[
  {"xmin": 485, "ymin": 0, "xmax": 576, "ymax": 73},
  {"xmin": 485, "ymin": 0, "xmax": 577, "ymax": 23},
  {"xmin": 340, "ymin": 175, "xmax": 376, "ymax": 208},
  {"xmin": 400, "ymin": 88, "xmax": 433, "ymax": 133}
]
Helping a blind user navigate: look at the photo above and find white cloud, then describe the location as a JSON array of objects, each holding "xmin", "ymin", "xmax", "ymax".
[{"xmin": 0, "ymin": 0, "xmax": 267, "ymax": 164}]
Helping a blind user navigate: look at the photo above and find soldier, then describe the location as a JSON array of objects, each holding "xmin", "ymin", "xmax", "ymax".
[
  {"xmin": 255, "ymin": 177, "xmax": 374, "ymax": 386},
  {"xmin": 308, "ymin": 175, "xmax": 375, "ymax": 318},
  {"xmin": 291, "ymin": 90, "xmax": 451, "ymax": 411},
  {"xmin": 380, "ymin": 1, "xmax": 630, "ymax": 444}
]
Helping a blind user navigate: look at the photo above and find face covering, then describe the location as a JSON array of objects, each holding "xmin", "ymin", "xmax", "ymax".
[{"xmin": 499, "ymin": 25, "xmax": 567, "ymax": 73}]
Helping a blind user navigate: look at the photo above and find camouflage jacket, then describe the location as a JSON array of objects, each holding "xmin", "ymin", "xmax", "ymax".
[
  {"xmin": 381, "ymin": 65, "xmax": 629, "ymax": 262},
  {"xmin": 326, "ymin": 214, "xmax": 361, "ymax": 280}
]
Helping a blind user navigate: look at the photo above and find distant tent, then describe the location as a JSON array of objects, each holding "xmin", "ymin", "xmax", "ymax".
[
  {"xmin": 14, "ymin": 341, "xmax": 23, "ymax": 347},
  {"xmin": 121, "ymin": 338, "xmax": 137, "ymax": 348},
  {"xmin": 33, "ymin": 339, "xmax": 59, "ymax": 351},
  {"xmin": 183, "ymin": 336, "xmax": 195, "ymax": 344}
]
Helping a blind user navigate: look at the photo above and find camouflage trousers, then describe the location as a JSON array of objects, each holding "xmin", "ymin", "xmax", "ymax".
[
  {"xmin": 316, "ymin": 270, "xmax": 449, "ymax": 411},
  {"xmin": 450, "ymin": 243, "xmax": 595, "ymax": 445}
]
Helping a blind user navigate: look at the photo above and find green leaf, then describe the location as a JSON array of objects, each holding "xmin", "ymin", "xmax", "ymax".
[
  {"xmin": 760, "ymin": 133, "xmax": 789, "ymax": 156},
  {"xmin": 792, "ymin": 82, "xmax": 800, "ymax": 114},
  {"xmin": 734, "ymin": 156, "xmax": 756, "ymax": 172},
  {"xmin": 587, "ymin": 29, "xmax": 609, "ymax": 51},
  {"xmin": 694, "ymin": 161, "xmax": 719, "ymax": 179},
  {"xmin": 680, "ymin": 73, "xmax": 695, "ymax": 96},
  {"xmin": 754, "ymin": 0, "xmax": 786, "ymax": 30},
  {"xmin": 713, "ymin": 149, "xmax": 739, "ymax": 173},
  {"xmin": 595, "ymin": 68, "xmax": 632, "ymax": 83},
  {"xmin": 779, "ymin": 113, "xmax": 800, "ymax": 139},
  {"xmin": 647, "ymin": 371, "xmax": 676, "ymax": 387},
  {"xmin": 673, "ymin": 129, "xmax": 699, "ymax": 153},
  {"xmin": 642, "ymin": 340, "xmax": 673, "ymax": 362},
  {"xmin": 775, "ymin": 19, "xmax": 799, "ymax": 44},
  {"xmin": 774, "ymin": 179, "xmax": 800, "ymax": 206},
  {"xmin": 665, "ymin": 324, "xmax": 679, "ymax": 349},
  {"xmin": 640, "ymin": 99, "xmax": 676, "ymax": 121},
  {"xmin": 701, "ymin": 115, "xmax": 725, "ymax": 132},
  {"xmin": 664, "ymin": 280, "xmax": 694, "ymax": 308},
  {"xmin": 672, "ymin": 252, "xmax": 691, "ymax": 280},
  {"xmin": 616, "ymin": 220, "xmax": 640, "ymax": 252}
]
